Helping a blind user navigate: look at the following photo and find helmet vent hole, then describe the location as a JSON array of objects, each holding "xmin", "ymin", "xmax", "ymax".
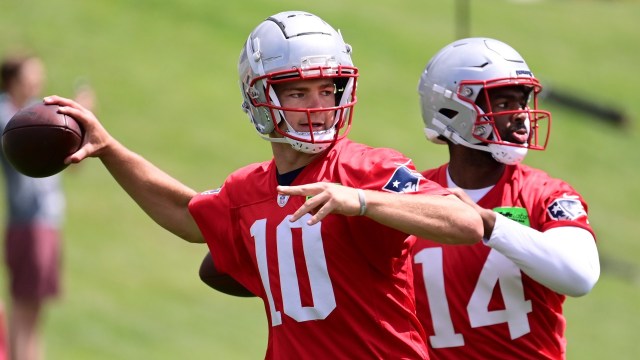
[{"xmin": 439, "ymin": 108, "xmax": 459, "ymax": 119}]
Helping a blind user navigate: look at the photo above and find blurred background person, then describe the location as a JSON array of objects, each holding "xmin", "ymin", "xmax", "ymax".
[{"xmin": 0, "ymin": 52, "xmax": 94, "ymax": 360}]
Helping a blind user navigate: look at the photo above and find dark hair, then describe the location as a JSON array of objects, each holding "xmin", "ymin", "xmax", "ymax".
[{"xmin": 0, "ymin": 54, "xmax": 36, "ymax": 92}]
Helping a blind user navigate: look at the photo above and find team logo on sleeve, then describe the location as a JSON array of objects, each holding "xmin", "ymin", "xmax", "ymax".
[
  {"xmin": 382, "ymin": 164, "xmax": 423, "ymax": 193},
  {"xmin": 547, "ymin": 194, "xmax": 587, "ymax": 221}
]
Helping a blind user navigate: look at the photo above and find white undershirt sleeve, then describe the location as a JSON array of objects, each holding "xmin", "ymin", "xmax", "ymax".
[{"xmin": 484, "ymin": 213, "xmax": 600, "ymax": 297}]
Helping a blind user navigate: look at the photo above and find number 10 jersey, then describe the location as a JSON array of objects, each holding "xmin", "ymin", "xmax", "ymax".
[{"xmin": 190, "ymin": 139, "xmax": 450, "ymax": 360}]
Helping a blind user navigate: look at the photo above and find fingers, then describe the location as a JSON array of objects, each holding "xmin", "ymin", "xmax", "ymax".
[
  {"xmin": 295, "ymin": 196, "xmax": 327, "ymax": 225},
  {"xmin": 446, "ymin": 190, "xmax": 485, "ymax": 215},
  {"xmin": 278, "ymin": 184, "xmax": 327, "ymax": 224},
  {"xmin": 277, "ymin": 184, "xmax": 322, "ymax": 197},
  {"xmin": 58, "ymin": 105, "xmax": 98, "ymax": 134},
  {"xmin": 44, "ymin": 95, "xmax": 93, "ymax": 130},
  {"xmin": 448, "ymin": 188, "xmax": 472, "ymax": 204},
  {"xmin": 278, "ymin": 183, "xmax": 360, "ymax": 225},
  {"xmin": 64, "ymin": 146, "xmax": 90, "ymax": 164},
  {"xmin": 44, "ymin": 94, "xmax": 110, "ymax": 161},
  {"xmin": 306, "ymin": 202, "xmax": 332, "ymax": 225},
  {"xmin": 43, "ymin": 95, "xmax": 80, "ymax": 108}
]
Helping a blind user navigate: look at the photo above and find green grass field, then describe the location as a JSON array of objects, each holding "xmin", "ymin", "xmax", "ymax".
[{"xmin": 1, "ymin": 0, "xmax": 639, "ymax": 358}]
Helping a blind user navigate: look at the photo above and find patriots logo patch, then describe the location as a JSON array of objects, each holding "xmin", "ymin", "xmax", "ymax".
[
  {"xmin": 547, "ymin": 195, "xmax": 587, "ymax": 221},
  {"xmin": 382, "ymin": 165, "xmax": 423, "ymax": 193}
]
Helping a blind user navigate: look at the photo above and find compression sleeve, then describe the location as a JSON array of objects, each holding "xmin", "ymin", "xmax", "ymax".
[{"xmin": 485, "ymin": 213, "xmax": 600, "ymax": 297}]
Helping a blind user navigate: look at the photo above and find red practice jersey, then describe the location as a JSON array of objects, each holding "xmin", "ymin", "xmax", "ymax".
[
  {"xmin": 412, "ymin": 164, "xmax": 595, "ymax": 360},
  {"xmin": 189, "ymin": 139, "xmax": 449, "ymax": 360}
]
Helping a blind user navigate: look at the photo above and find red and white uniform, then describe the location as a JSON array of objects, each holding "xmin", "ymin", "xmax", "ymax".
[
  {"xmin": 412, "ymin": 164, "xmax": 595, "ymax": 360},
  {"xmin": 190, "ymin": 139, "xmax": 449, "ymax": 360}
]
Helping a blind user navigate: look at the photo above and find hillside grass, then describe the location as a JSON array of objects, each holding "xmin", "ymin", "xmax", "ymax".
[{"xmin": 1, "ymin": 0, "xmax": 639, "ymax": 358}]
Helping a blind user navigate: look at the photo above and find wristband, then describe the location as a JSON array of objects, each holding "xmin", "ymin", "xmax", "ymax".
[{"xmin": 357, "ymin": 189, "xmax": 367, "ymax": 216}]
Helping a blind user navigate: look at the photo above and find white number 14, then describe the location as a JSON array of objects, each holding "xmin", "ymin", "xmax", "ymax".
[{"xmin": 414, "ymin": 248, "xmax": 532, "ymax": 348}]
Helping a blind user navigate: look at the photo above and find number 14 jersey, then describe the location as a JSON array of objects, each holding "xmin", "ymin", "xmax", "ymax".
[{"xmin": 412, "ymin": 163, "xmax": 594, "ymax": 360}]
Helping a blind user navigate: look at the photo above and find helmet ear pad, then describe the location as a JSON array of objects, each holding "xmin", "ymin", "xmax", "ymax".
[{"xmin": 241, "ymin": 79, "xmax": 279, "ymax": 135}]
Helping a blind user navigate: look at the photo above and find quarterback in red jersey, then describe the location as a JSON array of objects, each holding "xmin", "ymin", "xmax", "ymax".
[
  {"xmin": 411, "ymin": 37, "xmax": 600, "ymax": 359},
  {"xmin": 191, "ymin": 138, "xmax": 457, "ymax": 359},
  {"xmin": 43, "ymin": 12, "xmax": 483, "ymax": 359}
]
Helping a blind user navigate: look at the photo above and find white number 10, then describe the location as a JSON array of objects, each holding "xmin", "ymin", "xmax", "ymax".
[{"xmin": 251, "ymin": 215, "xmax": 336, "ymax": 327}]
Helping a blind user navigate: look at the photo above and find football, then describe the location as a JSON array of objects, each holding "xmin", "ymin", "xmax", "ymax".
[{"xmin": 2, "ymin": 102, "xmax": 83, "ymax": 178}]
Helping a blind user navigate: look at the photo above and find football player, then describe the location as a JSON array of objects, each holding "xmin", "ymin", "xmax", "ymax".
[
  {"xmin": 45, "ymin": 12, "xmax": 484, "ymax": 359},
  {"xmin": 412, "ymin": 37, "xmax": 600, "ymax": 359}
]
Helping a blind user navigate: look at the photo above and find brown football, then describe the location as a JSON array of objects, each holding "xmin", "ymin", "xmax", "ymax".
[{"xmin": 2, "ymin": 102, "xmax": 83, "ymax": 178}]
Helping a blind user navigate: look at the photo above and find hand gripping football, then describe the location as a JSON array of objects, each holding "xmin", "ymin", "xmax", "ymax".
[{"xmin": 2, "ymin": 102, "xmax": 83, "ymax": 177}]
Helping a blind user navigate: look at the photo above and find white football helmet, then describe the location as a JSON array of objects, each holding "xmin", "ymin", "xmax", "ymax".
[
  {"xmin": 418, "ymin": 37, "xmax": 551, "ymax": 164},
  {"xmin": 238, "ymin": 11, "xmax": 358, "ymax": 154}
]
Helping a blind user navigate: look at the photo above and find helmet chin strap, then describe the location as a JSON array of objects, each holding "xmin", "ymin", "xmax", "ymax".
[
  {"xmin": 487, "ymin": 143, "xmax": 528, "ymax": 165},
  {"xmin": 453, "ymin": 131, "xmax": 528, "ymax": 165},
  {"xmin": 262, "ymin": 122, "xmax": 338, "ymax": 154},
  {"xmin": 424, "ymin": 122, "xmax": 528, "ymax": 165},
  {"xmin": 283, "ymin": 123, "xmax": 337, "ymax": 154}
]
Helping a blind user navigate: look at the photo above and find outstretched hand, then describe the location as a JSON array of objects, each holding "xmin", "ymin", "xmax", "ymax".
[
  {"xmin": 448, "ymin": 187, "xmax": 496, "ymax": 239},
  {"xmin": 43, "ymin": 95, "xmax": 113, "ymax": 165},
  {"xmin": 447, "ymin": 188, "xmax": 483, "ymax": 213},
  {"xmin": 277, "ymin": 182, "xmax": 363, "ymax": 225}
]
